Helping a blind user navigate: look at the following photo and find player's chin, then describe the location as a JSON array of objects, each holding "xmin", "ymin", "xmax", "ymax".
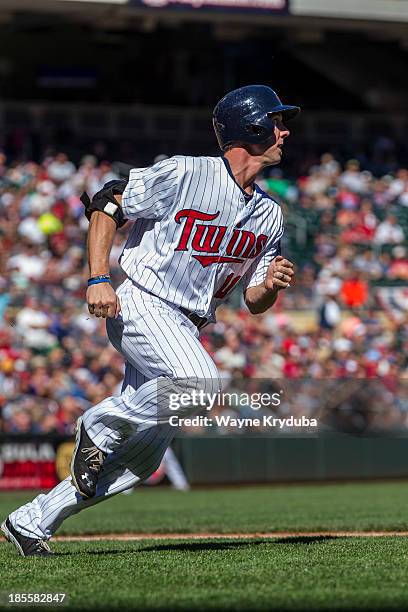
[
  {"xmin": 269, "ymin": 154, "xmax": 282, "ymax": 166},
  {"xmin": 267, "ymin": 148, "xmax": 283, "ymax": 165}
]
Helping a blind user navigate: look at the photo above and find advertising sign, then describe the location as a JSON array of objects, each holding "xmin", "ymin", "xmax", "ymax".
[
  {"xmin": 130, "ymin": 0, "xmax": 288, "ymax": 13},
  {"xmin": 0, "ymin": 438, "xmax": 74, "ymax": 490}
]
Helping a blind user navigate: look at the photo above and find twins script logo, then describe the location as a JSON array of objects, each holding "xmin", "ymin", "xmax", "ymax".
[{"xmin": 174, "ymin": 208, "xmax": 268, "ymax": 298}]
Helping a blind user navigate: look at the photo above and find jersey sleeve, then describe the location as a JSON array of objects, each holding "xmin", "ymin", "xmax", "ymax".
[
  {"xmin": 242, "ymin": 208, "xmax": 284, "ymax": 291},
  {"xmin": 121, "ymin": 157, "xmax": 179, "ymax": 220}
]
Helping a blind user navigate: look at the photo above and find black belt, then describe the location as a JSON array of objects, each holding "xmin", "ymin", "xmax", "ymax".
[{"xmin": 179, "ymin": 307, "xmax": 208, "ymax": 330}]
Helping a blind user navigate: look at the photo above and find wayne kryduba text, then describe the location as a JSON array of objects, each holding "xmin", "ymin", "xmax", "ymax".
[{"xmin": 168, "ymin": 415, "xmax": 318, "ymax": 429}]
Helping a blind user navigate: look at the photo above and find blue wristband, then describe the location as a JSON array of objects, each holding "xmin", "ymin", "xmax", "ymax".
[{"xmin": 88, "ymin": 276, "xmax": 111, "ymax": 287}]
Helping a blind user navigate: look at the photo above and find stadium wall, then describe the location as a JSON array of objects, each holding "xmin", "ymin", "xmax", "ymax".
[{"xmin": 1, "ymin": 435, "xmax": 408, "ymax": 489}]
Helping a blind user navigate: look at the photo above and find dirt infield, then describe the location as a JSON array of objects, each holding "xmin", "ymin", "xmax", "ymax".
[{"xmin": 51, "ymin": 531, "xmax": 408, "ymax": 541}]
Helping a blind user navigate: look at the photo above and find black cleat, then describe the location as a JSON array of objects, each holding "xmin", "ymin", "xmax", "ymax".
[
  {"xmin": 70, "ymin": 416, "xmax": 106, "ymax": 499},
  {"xmin": 1, "ymin": 518, "xmax": 53, "ymax": 557}
]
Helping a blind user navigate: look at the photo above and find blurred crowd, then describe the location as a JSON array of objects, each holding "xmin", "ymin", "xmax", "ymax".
[
  {"xmin": 0, "ymin": 151, "xmax": 407, "ymax": 435},
  {"xmin": 260, "ymin": 155, "xmax": 408, "ymax": 310}
]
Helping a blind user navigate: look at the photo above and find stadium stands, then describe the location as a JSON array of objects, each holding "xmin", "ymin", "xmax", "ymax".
[{"xmin": 0, "ymin": 150, "xmax": 406, "ymax": 434}]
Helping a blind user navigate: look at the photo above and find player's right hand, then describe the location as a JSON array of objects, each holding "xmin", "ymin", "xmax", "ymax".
[
  {"xmin": 87, "ymin": 283, "xmax": 121, "ymax": 318},
  {"xmin": 264, "ymin": 255, "xmax": 295, "ymax": 291}
]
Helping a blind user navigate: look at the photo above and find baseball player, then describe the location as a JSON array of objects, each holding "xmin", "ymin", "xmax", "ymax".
[
  {"xmin": 123, "ymin": 446, "xmax": 190, "ymax": 492},
  {"xmin": 2, "ymin": 85, "xmax": 299, "ymax": 556}
]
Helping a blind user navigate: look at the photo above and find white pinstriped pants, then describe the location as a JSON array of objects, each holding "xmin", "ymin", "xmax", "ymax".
[{"xmin": 9, "ymin": 279, "xmax": 219, "ymax": 540}]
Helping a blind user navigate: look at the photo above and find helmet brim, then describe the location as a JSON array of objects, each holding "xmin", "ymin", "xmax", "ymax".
[{"xmin": 268, "ymin": 105, "xmax": 301, "ymax": 122}]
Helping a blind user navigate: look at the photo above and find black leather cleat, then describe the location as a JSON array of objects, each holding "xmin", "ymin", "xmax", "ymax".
[
  {"xmin": 70, "ymin": 416, "xmax": 106, "ymax": 498},
  {"xmin": 1, "ymin": 518, "xmax": 53, "ymax": 557}
]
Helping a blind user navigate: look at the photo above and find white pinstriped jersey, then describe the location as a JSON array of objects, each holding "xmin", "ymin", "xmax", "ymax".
[
  {"xmin": 10, "ymin": 158, "xmax": 284, "ymax": 542},
  {"xmin": 120, "ymin": 155, "xmax": 284, "ymax": 319},
  {"xmin": 11, "ymin": 157, "xmax": 285, "ymax": 540}
]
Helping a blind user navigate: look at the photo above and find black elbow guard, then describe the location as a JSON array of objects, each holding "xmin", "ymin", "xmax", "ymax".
[{"xmin": 80, "ymin": 179, "xmax": 128, "ymax": 229}]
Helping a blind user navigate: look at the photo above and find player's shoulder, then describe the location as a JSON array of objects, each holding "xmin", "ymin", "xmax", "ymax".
[
  {"xmin": 255, "ymin": 183, "xmax": 282, "ymax": 211},
  {"xmin": 172, "ymin": 154, "xmax": 220, "ymax": 164},
  {"xmin": 171, "ymin": 155, "xmax": 222, "ymax": 173}
]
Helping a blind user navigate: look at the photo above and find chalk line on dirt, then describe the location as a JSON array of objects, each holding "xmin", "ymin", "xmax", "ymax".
[{"xmin": 48, "ymin": 531, "xmax": 408, "ymax": 542}]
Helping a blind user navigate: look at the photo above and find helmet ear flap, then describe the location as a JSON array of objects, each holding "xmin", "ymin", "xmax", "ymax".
[{"xmin": 214, "ymin": 119, "xmax": 226, "ymax": 131}]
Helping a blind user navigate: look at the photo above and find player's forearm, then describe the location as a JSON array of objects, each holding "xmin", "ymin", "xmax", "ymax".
[
  {"xmin": 244, "ymin": 284, "xmax": 279, "ymax": 314},
  {"xmin": 87, "ymin": 211, "xmax": 117, "ymax": 277}
]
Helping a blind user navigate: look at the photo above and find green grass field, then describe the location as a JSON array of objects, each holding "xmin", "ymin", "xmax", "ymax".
[{"xmin": 2, "ymin": 482, "xmax": 408, "ymax": 610}]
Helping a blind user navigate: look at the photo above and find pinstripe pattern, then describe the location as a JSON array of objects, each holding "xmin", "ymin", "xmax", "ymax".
[
  {"xmin": 119, "ymin": 155, "xmax": 284, "ymax": 318},
  {"xmin": 9, "ymin": 155, "xmax": 284, "ymax": 541},
  {"xmin": 9, "ymin": 424, "xmax": 174, "ymax": 540},
  {"xmin": 83, "ymin": 281, "xmax": 220, "ymax": 452},
  {"xmin": 242, "ymin": 200, "xmax": 284, "ymax": 290},
  {"xmin": 9, "ymin": 281, "xmax": 219, "ymax": 540}
]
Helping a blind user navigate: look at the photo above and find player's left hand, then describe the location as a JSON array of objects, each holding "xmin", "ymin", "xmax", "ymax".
[{"xmin": 264, "ymin": 255, "xmax": 295, "ymax": 291}]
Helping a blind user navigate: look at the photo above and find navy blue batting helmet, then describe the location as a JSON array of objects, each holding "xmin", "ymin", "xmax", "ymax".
[{"xmin": 213, "ymin": 84, "xmax": 300, "ymax": 151}]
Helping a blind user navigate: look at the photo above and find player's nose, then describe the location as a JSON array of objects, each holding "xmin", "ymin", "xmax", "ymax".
[{"xmin": 279, "ymin": 123, "xmax": 290, "ymax": 139}]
